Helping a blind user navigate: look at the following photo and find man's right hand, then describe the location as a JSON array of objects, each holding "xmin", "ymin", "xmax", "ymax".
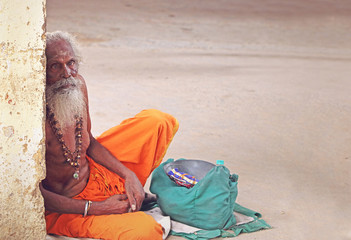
[{"xmin": 89, "ymin": 194, "xmax": 131, "ymax": 215}]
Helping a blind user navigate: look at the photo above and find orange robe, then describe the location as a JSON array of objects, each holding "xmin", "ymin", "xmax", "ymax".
[{"xmin": 45, "ymin": 109, "xmax": 179, "ymax": 240}]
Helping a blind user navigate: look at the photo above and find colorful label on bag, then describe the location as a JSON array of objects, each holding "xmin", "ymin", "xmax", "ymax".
[{"xmin": 167, "ymin": 168, "xmax": 199, "ymax": 188}]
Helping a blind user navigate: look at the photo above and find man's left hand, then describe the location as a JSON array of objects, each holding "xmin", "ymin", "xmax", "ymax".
[{"xmin": 124, "ymin": 171, "xmax": 145, "ymax": 212}]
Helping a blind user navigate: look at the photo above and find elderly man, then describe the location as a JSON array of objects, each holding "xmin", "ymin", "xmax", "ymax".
[{"xmin": 40, "ymin": 31, "xmax": 178, "ymax": 239}]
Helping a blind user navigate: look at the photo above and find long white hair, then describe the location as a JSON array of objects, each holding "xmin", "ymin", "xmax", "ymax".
[
  {"xmin": 46, "ymin": 77, "xmax": 86, "ymax": 128},
  {"xmin": 46, "ymin": 31, "xmax": 82, "ymax": 64},
  {"xmin": 46, "ymin": 31, "xmax": 86, "ymax": 128}
]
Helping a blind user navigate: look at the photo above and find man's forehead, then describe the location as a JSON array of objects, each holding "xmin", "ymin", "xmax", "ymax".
[{"xmin": 46, "ymin": 40, "xmax": 75, "ymax": 60}]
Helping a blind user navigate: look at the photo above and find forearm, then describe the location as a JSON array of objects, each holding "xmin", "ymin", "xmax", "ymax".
[
  {"xmin": 39, "ymin": 183, "xmax": 86, "ymax": 215},
  {"xmin": 86, "ymin": 135, "xmax": 145, "ymax": 211},
  {"xmin": 86, "ymin": 135, "xmax": 135, "ymax": 179},
  {"xmin": 40, "ymin": 183, "xmax": 130, "ymax": 215}
]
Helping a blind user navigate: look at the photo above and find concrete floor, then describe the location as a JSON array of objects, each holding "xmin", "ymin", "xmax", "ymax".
[{"xmin": 47, "ymin": 1, "xmax": 351, "ymax": 239}]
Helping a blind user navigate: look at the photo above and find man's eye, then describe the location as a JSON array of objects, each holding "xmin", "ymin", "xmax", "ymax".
[
  {"xmin": 68, "ymin": 60, "xmax": 75, "ymax": 66},
  {"xmin": 50, "ymin": 63, "xmax": 59, "ymax": 70}
]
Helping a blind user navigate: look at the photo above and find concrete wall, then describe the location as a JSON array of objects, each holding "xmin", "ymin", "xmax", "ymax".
[{"xmin": 0, "ymin": 0, "xmax": 47, "ymax": 239}]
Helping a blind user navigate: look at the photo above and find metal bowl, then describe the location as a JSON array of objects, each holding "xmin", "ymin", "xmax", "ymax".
[{"xmin": 163, "ymin": 159, "xmax": 215, "ymax": 181}]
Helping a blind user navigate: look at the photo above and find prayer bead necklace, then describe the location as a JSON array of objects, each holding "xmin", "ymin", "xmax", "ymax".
[{"xmin": 47, "ymin": 105, "xmax": 83, "ymax": 180}]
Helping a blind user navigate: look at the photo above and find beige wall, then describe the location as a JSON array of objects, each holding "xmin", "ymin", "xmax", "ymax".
[{"xmin": 0, "ymin": 0, "xmax": 47, "ymax": 239}]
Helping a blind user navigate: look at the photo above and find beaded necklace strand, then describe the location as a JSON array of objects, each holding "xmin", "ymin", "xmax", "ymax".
[{"xmin": 47, "ymin": 105, "xmax": 83, "ymax": 180}]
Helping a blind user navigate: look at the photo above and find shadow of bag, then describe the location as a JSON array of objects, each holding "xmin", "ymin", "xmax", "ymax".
[{"xmin": 150, "ymin": 158, "xmax": 239, "ymax": 230}]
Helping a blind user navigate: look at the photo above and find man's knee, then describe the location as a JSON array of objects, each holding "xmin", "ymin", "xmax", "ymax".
[
  {"xmin": 141, "ymin": 109, "xmax": 174, "ymax": 121},
  {"xmin": 140, "ymin": 109, "xmax": 178, "ymax": 132}
]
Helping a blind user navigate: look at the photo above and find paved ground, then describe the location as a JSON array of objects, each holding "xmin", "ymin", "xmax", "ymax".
[{"xmin": 47, "ymin": 1, "xmax": 351, "ymax": 239}]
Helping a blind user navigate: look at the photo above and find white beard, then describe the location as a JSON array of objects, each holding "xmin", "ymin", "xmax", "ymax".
[{"xmin": 46, "ymin": 77, "xmax": 86, "ymax": 129}]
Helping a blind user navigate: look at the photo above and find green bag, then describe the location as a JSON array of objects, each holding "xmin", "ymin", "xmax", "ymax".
[{"xmin": 150, "ymin": 158, "xmax": 239, "ymax": 230}]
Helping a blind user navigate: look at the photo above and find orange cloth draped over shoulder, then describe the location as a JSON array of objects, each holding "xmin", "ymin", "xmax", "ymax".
[{"xmin": 45, "ymin": 109, "xmax": 179, "ymax": 240}]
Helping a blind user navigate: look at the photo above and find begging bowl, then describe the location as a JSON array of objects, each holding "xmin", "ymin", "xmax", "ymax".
[{"xmin": 163, "ymin": 159, "xmax": 215, "ymax": 181}]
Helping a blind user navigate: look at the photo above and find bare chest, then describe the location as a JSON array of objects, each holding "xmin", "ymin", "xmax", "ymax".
[{"xmin": 45, "ymin": 119, "xmax": 90, "ymax": 164}]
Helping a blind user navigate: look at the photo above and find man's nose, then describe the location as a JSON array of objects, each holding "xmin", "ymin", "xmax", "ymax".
[{"xmin": 61, "ymin": 65, "xmax": 71, "ymax": 79}]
